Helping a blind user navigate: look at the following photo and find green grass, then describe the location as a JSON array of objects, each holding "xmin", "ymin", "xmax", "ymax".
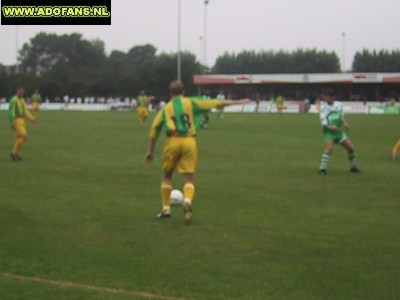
[{"xmin": 0, "ymin": 111, "xmax": 399, "ymax": 300}]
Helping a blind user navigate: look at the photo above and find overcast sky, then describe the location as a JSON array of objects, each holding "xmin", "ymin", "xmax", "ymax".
[{"xmin": 0, "ymin": 0, "xmax": 399, "ymax": 70}]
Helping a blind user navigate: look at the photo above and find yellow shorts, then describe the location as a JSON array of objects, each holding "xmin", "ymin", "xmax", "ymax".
[
  {"xmin": 13, "ymin": 118, "xmax": 27, "ymax": 136},
  {"xmin": 136, "ymin": 106, "xmax": 148, "ymax": 118},
  {"xmin": 32, "ymin": 102, "xmax": 40, "ymax": 111},
  {"xmin": 162, "ymin": 137, "xmax": 197, "ymax": 174}
]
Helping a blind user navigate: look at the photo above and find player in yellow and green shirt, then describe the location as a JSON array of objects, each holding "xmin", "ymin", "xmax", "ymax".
[
  {"xmin": 136, "ymin": 90, "xmax": 149, "ymax": 126},
  {"xmin": 276, "ymin": 95, "xmax": 286, "ymax": 114},
  {"xmin": 8, "ymin": 86, "xmax": 37, "ymax": 161},
  {"xmin": 145, "ymin": 80, "xmax": 250, "ymax": 225},
  {"xmin": 189, "ymin": 95, "xmax": 211, "ymax": 130},
  {"xmin": 391, "ymin": 139, "xmax": 400, "ymax": 160},
  {"xmin": 30, "ymin": 88, "xmax": 42, "ymax": 113}
]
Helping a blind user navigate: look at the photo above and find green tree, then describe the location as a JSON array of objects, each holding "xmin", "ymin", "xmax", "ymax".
[
  {"xmin": 16, "ymin": 32, "xmax": 108, "ymax": 98},
  {"xmin": 19, "ymin": 32, "xmax": 105, "ymax": 74},
  {"xmin": 127, "ymin": 44, "xmax": 157, "ymax": 69},
  {"xmin": 151, "ymin": 52, "xmax": 201, "ymax": 97},
  {"xmin": 212, "ymin": 49, "xmax": 340, "ymax": 74},
  {"xmin": 353, "ymin": 49, "xmax": 400, "ymax": 72}
]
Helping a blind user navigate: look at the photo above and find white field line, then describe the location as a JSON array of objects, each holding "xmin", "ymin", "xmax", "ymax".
[{"xmin": 2, "ymin": 272, "xmax": 194, "ymax": 300}]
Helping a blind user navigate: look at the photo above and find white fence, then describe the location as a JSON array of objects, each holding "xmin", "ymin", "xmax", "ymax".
[
  {"xmin": 1, "ymin": 101, "xmax": 399, "ymax": 114},
  {"xmin": 309, "ymin": 102, "xmax": 400, "ymax": 115},
  {"xmin": 0, "ymin": 102, "xmax": 116, "ymax": 112},
  {"xmin": 222, "ymin": 102, "xmax": 301, "ymax": 113}
]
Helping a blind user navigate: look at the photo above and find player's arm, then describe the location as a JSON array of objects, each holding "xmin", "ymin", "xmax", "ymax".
[
  {"xmin": 341, "ymin": 119, "xmax": 350, "ymax": 131},
  {"xmin": 193, "ymin": 98, "xmax": 251, "ymax": 110},
  {"xmin": 321, "ymin": 121, "xmax": 339, "ymax": 132},
  {"xmin": 220, "ymin": 98, "xmax": 251, "ymax": 106},
  {"xmin": 324, "ymin": 124, "xmax": 339, "ymax": 132},
  {"xmin": 319, "ymin": 106, "xmax": 338, "ymax": 132},
  {"xmin": 339, "ymin": 108, "xmax": 350, "ymax": 131},
  {"xmin": 146, "ymin": 138, "xmax": 157, "ymax": 163},
  {"xmin": 25, "ymin": 109, "xmax": 37, "ymax": 123},
  {"xmin": 146, "ymin": 111, "xmax": 164, "ymax": 163}
]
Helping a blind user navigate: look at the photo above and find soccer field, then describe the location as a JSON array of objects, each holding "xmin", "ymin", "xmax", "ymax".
[{"xmin": 0, "ymin": 111, "xmax": 399, "ymax": 300}]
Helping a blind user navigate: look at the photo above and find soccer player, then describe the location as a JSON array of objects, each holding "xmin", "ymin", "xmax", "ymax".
[
  {"xmin": 30, "ymin": 88, "xmax": 42, "ymax": 114},
  {"xmin": 136, "ymin": 90, "xmax": 149, "ymax": 126},
  {"xmin": 145, "ymin": 81, "xmax": 250, "ymax": 225},
  {"xmin": 190, "ymin": 95, "xmax": 210, "ymax": 130},
  {"xmin": 216, "ymin": 90, "xmax": 226, "ymax": 119},
  {"xmin": 276, "ymin": 94, "xmax": 286, "ymax": 114},
  {"xmin": 318, "ymin": 88, "xmax": 361, "ymax": 175},
  {"xmin": 8, "ymin": 86, "xmax": 37, "ymax": 161},
  {"xmin": 391, "ymin": 139, "xmax": 400, "ymax": 160}
]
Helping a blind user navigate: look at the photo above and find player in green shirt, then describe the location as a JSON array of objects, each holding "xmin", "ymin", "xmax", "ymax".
[
  {"xmin": 318, "ymin": 88, "xmax": 361, "ymax": 175},
  {"xmin": 216, "ymin": 90, "xmax": 226, "ymax": 119}
]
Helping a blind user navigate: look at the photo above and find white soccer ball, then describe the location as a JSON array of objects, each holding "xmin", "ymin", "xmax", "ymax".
[{"xmin": 170, "ymin": 189, "xmax": 184, "ymax": 205}]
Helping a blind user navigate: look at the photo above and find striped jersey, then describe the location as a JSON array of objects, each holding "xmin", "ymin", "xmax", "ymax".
[
  {"xmin": 31, "ymin": 92, "xmax": 42, "ymax": 103},
  {"xmin": 149, "ymin": 96, "xmax": 222, "ymax": 139},
  {"xmin": 137, "ymin": 95, "xmax": 149, "ymax": 107},
  {"xmin": 7, "ymin": 96, "xmax": 35, "ymax": 123},
  {"xmin": 319, "ymin": 101, "xmax": 344, "ymax": 129}
]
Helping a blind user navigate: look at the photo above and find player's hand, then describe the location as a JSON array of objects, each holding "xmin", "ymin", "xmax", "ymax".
[
  {"xmin": 328, "ymin": 125, "xmax": 338, "ymax": 132},
  {"xmin": 240, "ymin": 98, "xmax": 252, "ymax": 104},
  {"xmin": 145, "ymin": 152, "xmax": 154, "ymax": 163},
  {"xmin": 10, "ymin": 123, "xmax": 15, "ymax": 130},
  {"xmin": 31, "ymin": 119, "xmax": 38, "ymax": 125}
]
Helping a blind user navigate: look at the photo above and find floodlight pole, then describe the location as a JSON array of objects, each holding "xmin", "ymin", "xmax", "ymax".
[
  {"xmin": 203, "ymin": 0, "xmax": 209, "ymax": 69},
  {"xmin": 342, "ymin": 32, "xmax": 346, "ymax": 72},
  {"xmin": 199, "ymin": 35, "xmax": 203, "ymax": 64},
  {"xmin": 15, "ymin": 25, "xmax": 19, "ymax": 73},
  {"xmin": 177, "ymin": 0, "xmax": 182, "ymax": 81}
]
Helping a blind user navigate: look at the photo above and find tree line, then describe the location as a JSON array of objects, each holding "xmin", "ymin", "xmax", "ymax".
[{"xmin": 0, "ymin": 32, "xmax": 399, "ymax": 100}]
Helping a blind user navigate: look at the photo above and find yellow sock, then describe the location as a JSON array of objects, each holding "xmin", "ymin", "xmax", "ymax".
[
  {"xmin": 160, "ymin": 180, "xmax": 172, "ymax": 212},
  {"xmin": 12, "ymin": 137, "xmax": 25, "ymax": 155},
  {"xmin": 183, "ymin": 183, "xmax": 195, "ymax": 205},
  {"xmin": 392, "ymin": 139, "xmax": 400, "ymax": 155}
]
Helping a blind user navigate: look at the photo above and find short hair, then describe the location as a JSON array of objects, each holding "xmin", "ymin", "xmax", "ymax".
[
  {"xmin": 324, "ymin": 88, "xmax": 334, "ymax": 96},
  {"xmin": 15, "ymin": 86, "xmax": 25, "ymax": 96},
  {"xmin": 169, "ymin": 81, "xmax": 184, "ymax": 96}
]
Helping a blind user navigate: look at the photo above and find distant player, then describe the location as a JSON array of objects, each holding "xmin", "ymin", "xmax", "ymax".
[
  {"xmin": 216, "ymin": 90, "xmax": 226, "ymax": 119},
  {"xmin": 276, "ymin": 95, "xmax": 286, "ymax": 114},
  {"xmin": 30, "ymin": 88, "xmax": 42, "ymax": 113},
  {"xmin": 318, "ymin": 88, "xmax": 361, "ymax": 175},
  {"xmin": 8, "ymin": 86, "xmax": 37, "ymax": 161},
  {"xmin": 145, "ymin": 81, "xmax": 250, "ymax": 225},
  {"xmin": 136, "ymin": 90, "xmax": 149, "ymax": 126},
  {"xmin": 391, "ymin": 139, "xmax": 400, "ymax": 160}
]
